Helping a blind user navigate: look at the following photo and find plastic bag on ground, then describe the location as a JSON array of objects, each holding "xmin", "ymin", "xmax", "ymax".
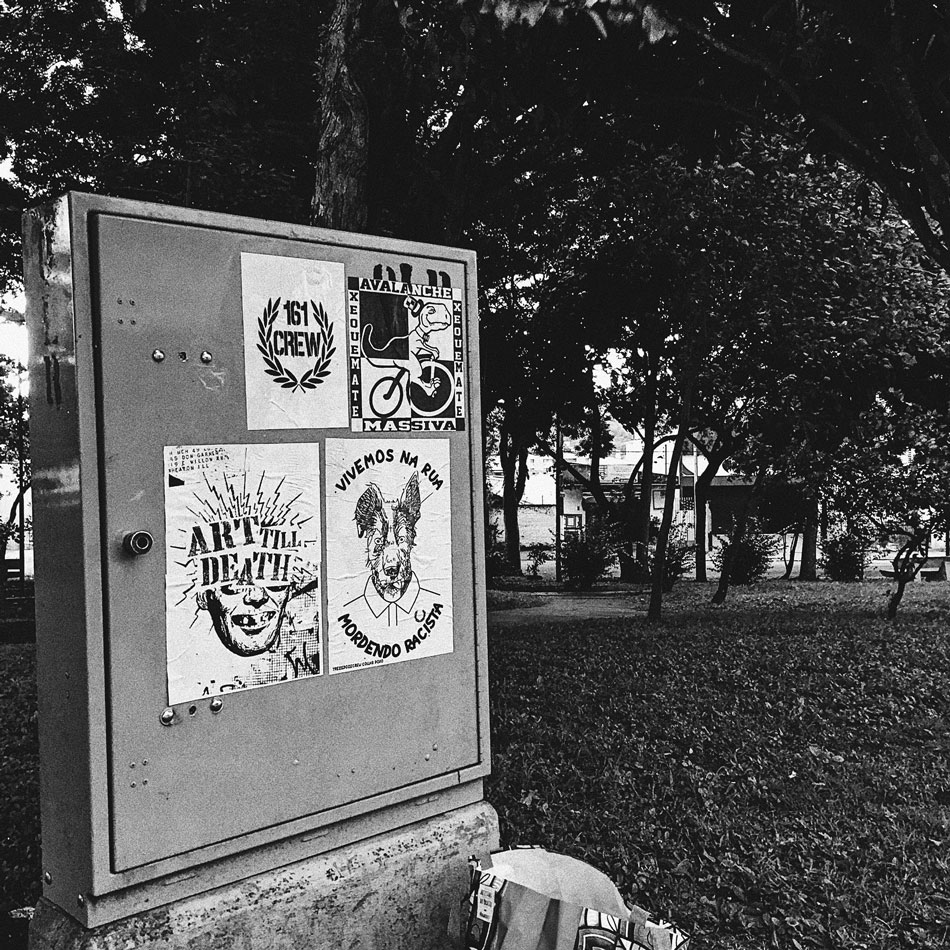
[{"xmin": 459, "ymin": 847, "xmax": 690, "ymax": 950}]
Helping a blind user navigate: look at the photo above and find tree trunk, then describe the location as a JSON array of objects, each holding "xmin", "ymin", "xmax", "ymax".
[
  {"xmin": 693, "ymin": 447, "xmax": 726, "ymax": 583},
  {"xmin": 711, "ymin": 467, "xmax": 766, "ymax": 605},
  {"xmin": 617, "ymin": 497, "xmax": 640, "ymax": 581},
  {"xmin": 887, "ymin": 530, "xmax": 927, "ymax": 619},
  {"xmin": 312, "ymin": 0, "xmax": 368, "ymax": 232},
  {"xmin": 798, "ymin": 496, "xmax": 819, "ymax": 581},
  {"xmin": 502, "ymin": 481, "xmax": 522, "ymax": 573},
  {"xmin": 587, "ymin": 409, "xmax": 604, "ymax": 503},
  {"xmin": 648, "ymin": 388, "xmax": 691, "ymax": 621},
  {"xmin": 887, "ymin": 573, "xmax": 909, "ymax": 620},
  {"xmin": 635, "ymin": 371, "xmax": 657, "ymax": 568},
  {"xmin": 616, "ymin": 460, "xmax": 643, "ymax": 581},
  {"xmin": 782, "ymin": 530, "xmax": 800, "ymax": 580},
  {"xmin": 500, "ymin": 431, "xmax": 528, "ymax": 575},
  {"xmin": 630, "ymin": 359, "xmax": 658, "ymax": 578},
  {"xmin": 693, "ymin": 491, "xmax": 708, "ymax": 581}
]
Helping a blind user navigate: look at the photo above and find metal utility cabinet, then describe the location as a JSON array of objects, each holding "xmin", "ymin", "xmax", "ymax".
[{"xmin": 23, "ymin": 193, "xmax": 490, "ymax": 928}]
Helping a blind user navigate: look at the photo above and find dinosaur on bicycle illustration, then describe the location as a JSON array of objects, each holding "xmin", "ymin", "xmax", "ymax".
[{"xmin": 360, "ymin": 296, "xmax": 454, "ymax": 419}]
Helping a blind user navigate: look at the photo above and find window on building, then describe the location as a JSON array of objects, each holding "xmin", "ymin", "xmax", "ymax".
[{"xmin": 563, "ymin": 514, "xmax": 582, "ymax": 537}]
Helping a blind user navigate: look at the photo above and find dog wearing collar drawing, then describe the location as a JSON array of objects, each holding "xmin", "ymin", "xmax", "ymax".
[{"xmin": 354, "ymin": 472, "xmax": 421, "ymax": 604}]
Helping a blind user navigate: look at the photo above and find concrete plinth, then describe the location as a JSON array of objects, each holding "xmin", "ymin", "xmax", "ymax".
[{"xmin": 30, "ymin": 802, "xmax": 498, "ymax": 950}]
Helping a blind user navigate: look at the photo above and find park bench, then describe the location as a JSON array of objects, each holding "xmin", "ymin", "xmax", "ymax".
[
  {"xmin": 920, "ymin": 558, "xmax": 949, "ymax": 581},
  {"xmin": 2, "ymin": 558, "xmax": 22, "ymax": 579},
  {"xmin": 880, "ymin": 556, "xmax": 949, "ymax": 581}
]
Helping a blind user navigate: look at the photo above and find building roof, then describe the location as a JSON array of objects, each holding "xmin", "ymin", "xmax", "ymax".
[{"xmin": 562, "ymin": 459, "xmax": 697, "ymax": 489}]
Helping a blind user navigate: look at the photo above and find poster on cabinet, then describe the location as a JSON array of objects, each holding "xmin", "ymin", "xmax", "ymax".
[
  {"xmin": 242, "ymin": 252, "xmax": 349, "ymax": 430},
  {"xmin": 325, "ymin": 438, "xmax": 453, "ymax": 674},
  {"xmin": 346, "ymin": 274, "xmax": 465, "ymax": 432},
  {"xmin": 164, "ymin": 442, "xmax": 322, "ymax": 704}
]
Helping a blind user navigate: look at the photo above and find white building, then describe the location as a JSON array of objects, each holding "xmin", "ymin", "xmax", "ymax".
[{"xmin": 486, "ymin": 422, "xmax": 716, "ymax": 556}]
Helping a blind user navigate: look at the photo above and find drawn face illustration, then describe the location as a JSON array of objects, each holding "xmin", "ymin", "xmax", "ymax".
[
  {"xmin": 354, "ymin": 472, "xmax": 421, "ymax": 603},
  {"xmin": 198, "ymin": 582, "xmax": 286, "ymax": 656}
]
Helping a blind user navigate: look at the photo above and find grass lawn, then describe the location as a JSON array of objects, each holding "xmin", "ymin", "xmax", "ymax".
[
  {"xmin": 487, "ymin": 580, "xmax": 950, "ymax": 949},
  {"xmin": 0, "ymin": 643, "xmax": 39, "ymax": 916},
  {"xmin": 1, "ymin": 580, "xmax": 948, "ymax": 949}
]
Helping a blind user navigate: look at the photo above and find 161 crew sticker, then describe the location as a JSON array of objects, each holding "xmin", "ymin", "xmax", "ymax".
[
  {"xmin": 242, "ymin": 252, "xmax": 349, "ymax": 430},
  {"xmin": 347, "ymin": 274, "xmax": 465, "ymax": 431}
]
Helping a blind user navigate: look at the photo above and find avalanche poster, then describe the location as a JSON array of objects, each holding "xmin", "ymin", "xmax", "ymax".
[{"xmin": 346, "ymin": 275, "xmax": 465, "ymax": 432}]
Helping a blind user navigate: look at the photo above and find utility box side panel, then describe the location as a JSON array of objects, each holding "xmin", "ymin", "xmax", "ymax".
[
  {"xmin": 462, "ymin": 256, "xmax": 492, "ymax": 769},
  {"xmin": 23, "ymin": 198, "xmax": 105, "ymax": 917}
]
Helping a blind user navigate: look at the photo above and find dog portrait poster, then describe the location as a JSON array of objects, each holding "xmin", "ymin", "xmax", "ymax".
[
  {"xmin": 324, "ymin": 438, "xmax": 454, "ymax": 674},
  {"xmin": 164, "ymin": 442, "xmax": 323, "ymax": 704},
  {"xmin": 241, "ymin": 252, "xmax": 349, "ymax": 431}
]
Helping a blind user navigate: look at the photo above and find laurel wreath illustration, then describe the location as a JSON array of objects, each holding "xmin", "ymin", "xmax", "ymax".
[{"xmin": 257, "ymin": 297, "xmax": 336, "ymax": 392}]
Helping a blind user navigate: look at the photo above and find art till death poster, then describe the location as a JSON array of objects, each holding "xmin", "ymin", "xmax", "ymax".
[{"xmin": 164, "ymin": 443, "xmax": 322, "ymax": 704}]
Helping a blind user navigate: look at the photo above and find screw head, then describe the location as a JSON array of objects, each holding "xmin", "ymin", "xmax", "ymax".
[
  {"xmin": 152, "ymin": 349, "xmax": 165, "ymax": 362},
  {"xmin": 160, "ymin": 707, "xmax": 175, "ymax": 726},
  {"xmin": 44, "ymin": 872, "xmax": 52, "ymax": 885},
  {"xmin": 200, "ymin": 350, "xmax": 213, "ymax": 363},
  {"xmin": 210, "ymin": 697, "xmax": 223, "ymax": 714}
]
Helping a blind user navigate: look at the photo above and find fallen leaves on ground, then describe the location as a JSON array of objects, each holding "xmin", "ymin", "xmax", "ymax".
[{"xmin": 487, "ymin": 581, "xmax": 950, "ymax": 949}]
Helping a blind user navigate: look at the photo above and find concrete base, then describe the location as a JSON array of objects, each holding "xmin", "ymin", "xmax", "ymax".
[{"xmin": 29, "ymin": 801, "xmax": 498, "ymax": 950}]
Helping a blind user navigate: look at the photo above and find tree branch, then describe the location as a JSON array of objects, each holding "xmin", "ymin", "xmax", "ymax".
[
  {"xmin": 535, "ymin": 437, "xmax": 613, "ymax": 511},
  {"xmin": 640, "ymin": 0, "xmax": 950, "ymax": 269}
]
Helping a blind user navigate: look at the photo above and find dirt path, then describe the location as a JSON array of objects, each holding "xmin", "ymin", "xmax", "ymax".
[{"xmin": 488, "ymin": 591, "xmax": 650, "ymax": 626}]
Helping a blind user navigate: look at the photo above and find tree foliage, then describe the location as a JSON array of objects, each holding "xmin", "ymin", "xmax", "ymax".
[
  {"xmin": 498, "ymin": 125, "xmax": 950, "ymax": 611},
  {"xmin": 482, "ymin": 0, "xmax": 950, "ymax": 276},
  {"xmin": 1, "ymin": 0, "xmax": 321, "ymax": 292},
  {"xmin": 0, "ymin": 358, "xmax": 28, "ymax": 476}
]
